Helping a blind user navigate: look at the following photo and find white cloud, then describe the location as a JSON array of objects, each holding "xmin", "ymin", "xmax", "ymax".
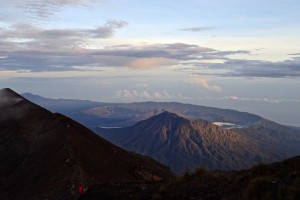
[
  {"xmin": 204, "ymin": 96, "xmax": 300, "ymax": 104},
  {"xmin": 188, "ymin": 75, "xmax": 222, "ymax": 92},
  {"xmin": 115, "ymin": 89, "xmax": 173, "ymax": 100}
]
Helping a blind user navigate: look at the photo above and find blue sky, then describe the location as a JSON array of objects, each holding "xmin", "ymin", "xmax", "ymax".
[{"xmin": 0, "ymin": 0, "xmax": 300, "ymax": 126}]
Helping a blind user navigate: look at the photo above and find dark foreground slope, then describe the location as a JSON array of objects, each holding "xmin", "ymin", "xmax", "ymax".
[
  {"xmin": 0, "ymin": 88, "xmax": 173, "ymax": 200},
  {"xmin": 80, "ymin": 155, "xmax": 300, "ymax": 200},
  {"xmin": 98, "ymin": 111, "xmax": 300, "ymax": 174}
]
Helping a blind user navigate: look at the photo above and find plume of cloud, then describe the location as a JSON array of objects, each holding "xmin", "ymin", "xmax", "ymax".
[{"xmin": 188, "ymin": 76, "xmax": 222, "ymax": 92}]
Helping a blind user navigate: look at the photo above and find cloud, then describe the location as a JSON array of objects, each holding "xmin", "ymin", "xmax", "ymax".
[
  {"xmin": 194, "ymin": 57, "xmax": 300, "ymax": 78},
  {"xmin": 188, "ymin": 76, "xmax": 222, "ymax": 92},
  {"xmin": 178, "ymin": 27, "xmax": 212, "ymax": 32},
  {"xmin": 0, "ymin": 21, "xmax": 129, "ymax": 72},
  {"xmin": 90, "ymin": 43, "xmax": 248, "ymax": 69},
  {"xmin": 1, "ymin": 20, "xmax": 299, "ymax": 78},
  {"xmin": 2, "ymin": 0, "xmax": 101, "ymax": 20},
  {"xmin": 205, "ymin": 96, "xmax": 300, "ymax": 104},
  {"xmin": 92, "ymin": 43, "xmax": 218, "ymax": 60},
  {"xmin": 288, "ymin": 53, "xmax": 300, "ymax": 56},
  {"xmin": 128, "ymin": 58, "xmax": 177, "ymax": 69},
  {"xmin": 0, "ymin": 21, "xmax": 127, "ymax": 40},
  {"xmin": 115, "ymin": 89, "xmax": 173, "ymax": 100},
  {"xmin": 0, "ymin": 23, "xmax": 249, "ymax": 73},
  {"xmin": 136, "ymin": 83, "xmax": 149, "ymax": 88}
]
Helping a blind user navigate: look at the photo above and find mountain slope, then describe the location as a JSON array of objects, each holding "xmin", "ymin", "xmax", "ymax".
[
  {"xmin": 22, "ymin": 92, "xmax": 107, "ymax": 114},
  {"xmin": 97, "ymin": 111, "xmax": 300, "ymax": 174},
  {"xmin": 0, "ymin": 88, "xmax": 173, "ymax": 200},
  {"xmin": 80, "ymin": 155, "xmax": 300, "ymax": 200}
]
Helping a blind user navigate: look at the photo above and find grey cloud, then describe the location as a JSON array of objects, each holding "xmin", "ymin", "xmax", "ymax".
[
  {"xmin": 0, "ymin": 39, "xmax": 250, "ymax": 72},
  {"xmin": 288, "ymin": 53, "xmax": 300, "ymax": 56},
  {"xmin": 178, "ymin": 27, "xmax": 213, "ymax": 32},
  {"xmin": 193, "ymin": 57, "xmax": 300, "ymax": 78},
  {"xmin": 0, "ymin": 21, "xmax": 128, "ymax": 71},
  {"xmin": 89, "ymin": 20, "xmax": 128, "ymax": 38},
  {"xmin": 0, "ymin": 0, "xmax": 101, "ymax": 23},
  {"xmin": 2, "ymin": 22, "xmax": 298, "ymax": 78},
  {"xmin": 0, "ymin": 21, "xmax": 252, "ymax": 73},
  {"xmin": 205, "ymin": 50, "xmax": 250, "ymax": 56},
  {"xmin": 91, "ymin": 43, "xmax": 239, "ymax": 61},
  {"xmin": 16, "ymin": 0, "xmax": 101, "ymax": 19},
  {"xmin": 1, "ymin": 21, "xmax": 127, "ymax": 41}
]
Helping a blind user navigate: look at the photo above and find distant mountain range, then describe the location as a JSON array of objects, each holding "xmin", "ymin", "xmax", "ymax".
[
  {"xmin": 97, "ymin": 111, "xmax": 300, "ymax": 174},
  {"xmin": 22, "ymin": 92, "xmax": 300, "ymax": 174},
  {"xmin": 1, "ymin": 89, "xmax": 172, "ymax": 200},
  {"xmin": 23, "ymin": 93, "xmax": 263, "ymax": 129}
]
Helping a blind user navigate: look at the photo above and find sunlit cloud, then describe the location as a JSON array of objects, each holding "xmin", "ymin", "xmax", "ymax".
[
  {"xmin": 128, "ymin": 57, "xmax": 177, "ymax": 69},
  {"xmin": 188, "ymin": 75, "xmax": 222, "ymax": 92},
  {"xmin": 203, "ymin": 96, "xmax": 300, "ymax": 104}
]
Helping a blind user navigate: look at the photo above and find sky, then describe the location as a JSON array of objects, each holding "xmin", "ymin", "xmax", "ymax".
[{"xmin": 0, "ymin": 0, "xmax": 300, "ymax": 126}]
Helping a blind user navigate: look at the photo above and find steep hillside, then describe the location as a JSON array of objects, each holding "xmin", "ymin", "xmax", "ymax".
[
  {"xmin": 0, "ymin": 88, "xmax": 173, "ymax": 200},
  {"xmin": 80, "ymin": 155, "xmax": 300, "ymax": 200},
  {"xmin": 97, "ymin": 111, "xmax": 300, "ymax": 174}
]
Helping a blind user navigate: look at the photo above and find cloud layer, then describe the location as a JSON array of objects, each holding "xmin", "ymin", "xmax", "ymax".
[
  {"xmin": 204, "ymin": 96, "xmax": 300, "ymax": 104},
  {"xmin": 0, "ymin": 8, "xmax": 299, "ymax": 79},
  {"xmin": 195, "ymin": 57, "xmax": 300, "ymax": 78},
  {"xmin": 0, "ymin": 0, "xmax": 101, "ymax": 20}
]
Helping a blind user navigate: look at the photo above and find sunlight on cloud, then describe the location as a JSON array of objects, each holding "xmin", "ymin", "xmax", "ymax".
[
  {"xmin": 188, "ymin": 75, "xmax": 222, "ymax": 92},
  {"xmin": 128, "ymin": 58, "xmax": 177, "ymax": 69},
  {"xmin": 203, "ymin": 96, "xmax": 300, "ymax": 104}
]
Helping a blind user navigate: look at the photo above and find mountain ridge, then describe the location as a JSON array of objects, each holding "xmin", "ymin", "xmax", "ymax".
[
  {"xmin": 23, "ymin": 93, "xmax": 264, "ymax": 129},
  {"xmin": 97, "ymin": 111, "xmax": 300, "ymax": 174},
  {"xmin": 0, "ymin": 88, "xmax": 173, "ymax": 200}
]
